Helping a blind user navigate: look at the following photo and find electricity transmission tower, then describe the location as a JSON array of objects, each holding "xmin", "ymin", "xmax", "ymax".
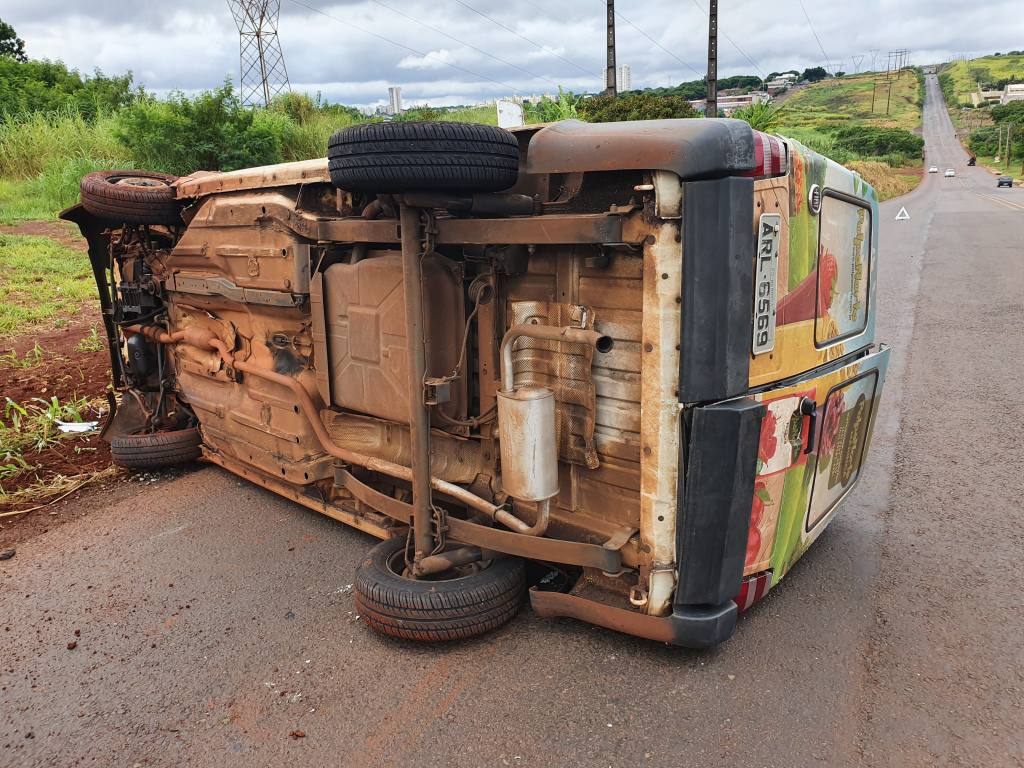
[{"xmin": 227, "ymin": 0, "xmax": 291, "ymax": 107}]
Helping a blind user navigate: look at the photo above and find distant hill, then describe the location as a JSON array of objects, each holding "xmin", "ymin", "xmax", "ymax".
[
  {"xmin": 940, "ymin": 53, "xmax": 1024, "ymax": 107},
  {"xmin": 776, "ymin": 72, "xmax": 921, "ymax": 133}
]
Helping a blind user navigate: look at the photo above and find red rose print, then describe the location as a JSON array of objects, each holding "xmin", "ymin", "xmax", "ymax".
[
  {"xmin": 818, "ymin": 392, "xmax": 846, "ymax": 457},
  {"xmin": 745, "ymin": 526, "xmax": 762, "ymax": 565},
  {"xmin": 758, "ymin": 411, "xmax": 778, "ymax": 463},
  {"xmin": 818, "ymin": 247, "xmax": 839, "ymax": 313},
  {"xmin": 750, "ymin": 491, "xmax": 764, "ymax": 527}
]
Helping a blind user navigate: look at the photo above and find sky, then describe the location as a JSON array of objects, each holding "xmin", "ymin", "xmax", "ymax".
[{"xmin": 4, "ymin": 0, "xmax": 1024, "ymax": 110}]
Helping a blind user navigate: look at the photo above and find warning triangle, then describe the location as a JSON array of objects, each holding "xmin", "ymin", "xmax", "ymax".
[{"xmin": 895, "ymin": 207, "xmax": 910, "ymax": 221}]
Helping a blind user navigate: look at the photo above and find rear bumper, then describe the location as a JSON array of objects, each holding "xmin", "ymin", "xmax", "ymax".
[{"xmin": 530, "ymin": 588, "xmax": 737, "ymax": 649}]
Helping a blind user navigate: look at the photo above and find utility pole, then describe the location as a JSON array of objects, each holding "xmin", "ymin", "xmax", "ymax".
[
  {"xmin": 706, "ymin": 0, "xmax": 718, "ymax": 117},
  {"xmin": 604, "ymin": 0, "xmax": 617, "ymax": 96}
]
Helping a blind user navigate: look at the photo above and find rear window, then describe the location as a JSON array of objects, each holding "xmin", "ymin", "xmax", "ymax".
[{"xmin": 814, "ymin": 191, "xmax": 871, "ymax": 348}]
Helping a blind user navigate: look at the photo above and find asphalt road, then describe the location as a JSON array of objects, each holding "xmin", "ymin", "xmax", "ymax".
[{"xmin": 2, "ymin": 75, "xmax": 1022, "ymax": 768}]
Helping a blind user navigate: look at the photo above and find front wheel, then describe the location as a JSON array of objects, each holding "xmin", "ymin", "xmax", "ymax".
[{"xmin": 354, "ymin": 537, "xmax": 525, "ymax": 642}]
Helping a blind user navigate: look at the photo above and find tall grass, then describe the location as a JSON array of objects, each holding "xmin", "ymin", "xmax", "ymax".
[{"xmin": 0, "ymin": 108, "xmax": 130, "ymax": 179}]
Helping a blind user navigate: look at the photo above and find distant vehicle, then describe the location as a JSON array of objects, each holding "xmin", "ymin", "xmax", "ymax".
[
  {"xmin": 997, "ymin": 176, "xmax": 1013, "ymax": 188},
  {"xmin": 944, "ymin": 169, "xmax": 956, "ymax": 177},
  {"xmin": 967, "ymin": 157, "xmax": 977, "ymax": 166},
  {"xmin": 928, "ymin": 166, "xmax": 939, "ymax": 173}
]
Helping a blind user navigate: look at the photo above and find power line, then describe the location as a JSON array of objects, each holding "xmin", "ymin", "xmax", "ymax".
[
  {"xmin": 450, "ymin": 0, "xmax": 598, "ymax": 80},
  {"xmin": 602, "ymin": 0, "xmax": 708, "ymax": 79},
  {"xmin": 365, "ymin": 0, "xmax": 561, "ymax": 89},
  {"xmin": 688, "ymin": 0, "xmax": 765, "ymax": 78},
  {"xmin": 284, "ymin": 0, "xmax": 525, "ymax": 94},
  {"xmin": 795, "ymin": 0, "xmax": 833, "ymax": 73}
]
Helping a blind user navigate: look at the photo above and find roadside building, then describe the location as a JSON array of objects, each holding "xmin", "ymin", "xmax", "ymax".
[
  {"xmin": 617, "ymin": 64, "xmax": 633, "ymax": 92},
  {"xmin": 690, "ymin": 91, "xmax": 771, "ymax": 116},
  {"xmin": 387, "ymin": 86, "xmax": 403, "ymax": 115},
  {"xmin": 1001, "ymin": 83, "xmax": 1024, "ymax": 104}
]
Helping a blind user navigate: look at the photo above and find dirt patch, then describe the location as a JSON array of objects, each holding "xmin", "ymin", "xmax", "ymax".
[
  {"xmin": 0, "ymin": 220, "xmax": 87, "ymax": 251},
  {"xmin": 1, "ymin": 320, "xmax": 117, "ymax": 535}
]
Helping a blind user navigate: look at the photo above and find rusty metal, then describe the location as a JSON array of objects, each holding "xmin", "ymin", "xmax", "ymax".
[
  {"xmin": 335, "ymin": 467, "xmax": 623, "ymax": 570},
  {"xmin": 401, "ymin": 191, "xmax": 536, "ymax": 217},
  {"xmin": 399, "ymin": 204, "xmax": 435, "ymax": 565},
  {"xmin": 132, "ymin": 323, "xmax": 505, "ymax": 520},
  {"xmin": 524, "ymin": 119, "xmax": 755, "ymax": 178},
  {"xmin": 320, "ymin": 252, "xmax": 465, "ymax": 424},
  {"xmin": 500, "ymin": 324, "xmax": 613, "ymax": 393},
  {"xmin": 413, "ymin": 546, "xmax": 484, "ymax": 576}
]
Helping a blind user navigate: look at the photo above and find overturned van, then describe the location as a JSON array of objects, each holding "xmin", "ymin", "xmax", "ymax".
[{"xmin": 62, "ymin": 118, "xmax": 888, "ymax": 647}]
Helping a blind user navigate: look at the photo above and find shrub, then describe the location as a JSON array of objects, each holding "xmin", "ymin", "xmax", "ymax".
[
  {"xmin": 831, "ymin": 126, "xmax": 924, "ymax": 158},
  {"xmin": 524, "ymin": 88, "xmax": 581, "ymax": 122},
  {"xmin": 115, "ymin": 83, "xmax": 283, "ymax": 175},
  {"xmin": 579, "ymin": 92, "xmax": 698, "ymax": 122},
  {"xmin": 730, "ymin": 101, "xmax": 785, "ymax": 132}
]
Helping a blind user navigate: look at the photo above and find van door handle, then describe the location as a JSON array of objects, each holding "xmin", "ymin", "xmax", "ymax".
[{"xmin": 799, "ymin": 397, "xmax": 817, "ymax": 454}]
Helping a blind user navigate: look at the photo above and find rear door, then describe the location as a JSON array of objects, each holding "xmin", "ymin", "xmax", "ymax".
[
  {"xmin": 749, "ymin": 140, "xmax": 879, "ymax": 388},
  {"xmin": 742, "ymin": 344, "xmax": 890, "ymax": 582}
]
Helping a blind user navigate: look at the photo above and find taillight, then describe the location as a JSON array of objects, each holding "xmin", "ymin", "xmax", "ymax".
[
  {"xmin": 743, "ymin": 132, "xmax": 788, "ymax": 178},
  {"xmin": 734, "ymin": 570, "xmax": 773, "ymax": 612}
]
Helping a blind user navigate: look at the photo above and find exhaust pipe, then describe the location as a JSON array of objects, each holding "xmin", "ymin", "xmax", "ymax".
[{"xmin": 494, "ymin": 324, "xmax": 613, "ymax": 537}]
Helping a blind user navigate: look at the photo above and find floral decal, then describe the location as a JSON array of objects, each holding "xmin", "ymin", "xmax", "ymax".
[
  {"xmin": 790, "ymin": 152, "xmax": 805, "ymax": 214},
  {"xmin": 746, "ymin": 482, "xmax": 773, "ymax": 566},
  {"xmin": 758, "ymin": 410, "xmax": 778, "ymax": 466},
  {"xmin": 818, "ymin": 390, "xmax": 846, "ymax": 459},
  {"xmin": 817, "ymin": 247, "xmax": 839, "ymax": 313}
]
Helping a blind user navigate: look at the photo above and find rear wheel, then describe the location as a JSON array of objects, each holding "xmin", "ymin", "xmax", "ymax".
[
  {"xmin": 354, "ymin": 537, "xmax": 525, "ymax": 642},
  {"xmin": 80, "ymin": 169, "xmax": 181, "ymax": 226},
  {"xmin": 110, "ymin": 427, "xmax": 202, "ymax": 469},
  {"xmin": 327, "ymin": 121, "xmax": 519, "ymax": 194}
]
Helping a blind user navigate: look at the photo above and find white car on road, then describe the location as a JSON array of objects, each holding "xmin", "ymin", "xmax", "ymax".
[
  {"xmin": 944, "ymin": 169, "xmax": 956, "ymax": 177},
  {"xmin": 929, "ymin": 166, "xmax": 939, "ymax": 173}
]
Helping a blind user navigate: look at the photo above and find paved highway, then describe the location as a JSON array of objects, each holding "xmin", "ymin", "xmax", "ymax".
[{"xmin": 1, "ymin": 75, "xmax": 1021, "ymax": 768}]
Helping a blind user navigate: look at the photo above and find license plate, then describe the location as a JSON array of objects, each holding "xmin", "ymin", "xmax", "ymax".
[{"xmin": 752, "ymin": 213, "xmax": 781, "ymax": 355}]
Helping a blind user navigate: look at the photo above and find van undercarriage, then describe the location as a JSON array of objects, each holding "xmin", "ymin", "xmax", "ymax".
[{"xmin": 64, "ymin": 118, "xmax": 888, "ymax": 647}]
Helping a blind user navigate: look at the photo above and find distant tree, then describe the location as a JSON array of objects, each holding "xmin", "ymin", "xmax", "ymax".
[
  {"xmin": 800, "ymin": 67, "xmax": 829, "ymax": 83},
  {"xmin": 0, "ymin": 18, "xmax": 27, "ymax": 62},
  {"xmin": 834, "ymin": 71, "xmax": 846, "ymax": 78},
  {"xmin": 579, "ymin": 92, "xmax": 698, "ymax": 122},
  {"xmin": 0, "ymin": 58, "xmax": 135, "ymax": 118}
]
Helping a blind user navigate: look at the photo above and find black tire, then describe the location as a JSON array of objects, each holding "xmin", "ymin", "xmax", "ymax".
[
  {"xmin": 327, "ymin": 121, "xmax": 519, "ymax": 193},
  {"xmin": 80, "ymin": 170, "xmax": 181, "ymax": 226},
  {"xmin": 354, "ymin": 537, "xmax": 525, "ymax": 642},
  {"xmin": 110, "ymin": 427, "xmax": 202, "ymax": 470}
]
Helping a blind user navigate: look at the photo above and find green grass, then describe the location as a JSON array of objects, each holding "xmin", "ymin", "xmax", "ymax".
[
  {"xmin": 0, "ymin": 234, "xmax": 96, "ymax": 336},
  {"xmin": 439, "ymin": 105, "xmax": 498, "ymax": 125},
  {"xmin": 778, "ymin": 73, "xmax": 921, "ymax": 132},
  {"xmin": 942, "ymin": 54, "xmax": 1024, "ymax": 106},
  {"xmin": 0, "ymin": 177, "xmax": 51, "ymax": 224}
]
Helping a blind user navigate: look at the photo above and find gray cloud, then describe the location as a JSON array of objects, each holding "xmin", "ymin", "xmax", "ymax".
[{"xmin": 5, "ymin": 0, "xmax": 1023, "ymax": 108}]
